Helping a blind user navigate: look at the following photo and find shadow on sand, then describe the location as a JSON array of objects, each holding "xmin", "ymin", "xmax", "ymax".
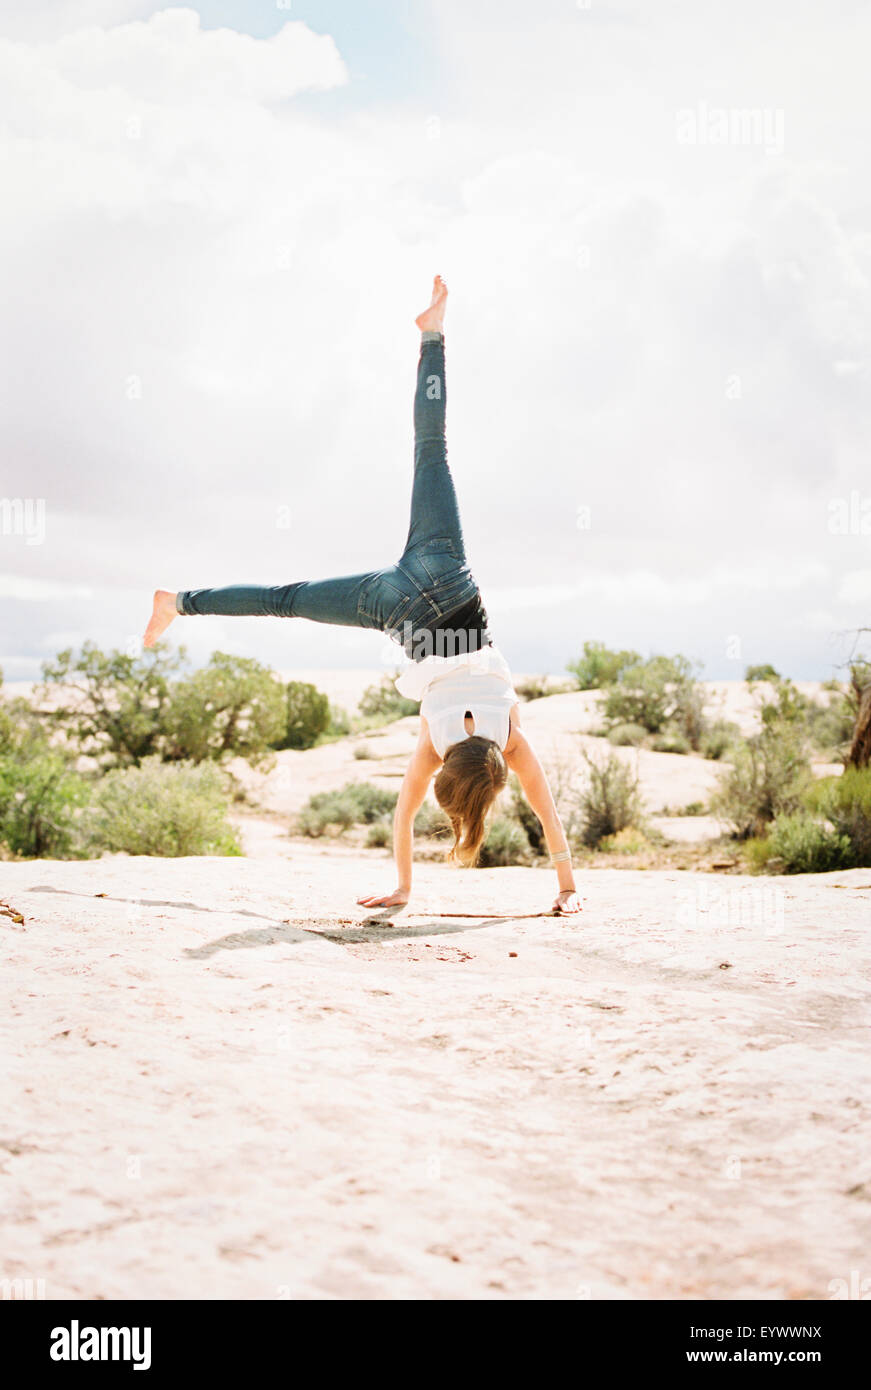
[{"xmin": 25, "ymin": 884, "xmax": 549, "ymax": 959}]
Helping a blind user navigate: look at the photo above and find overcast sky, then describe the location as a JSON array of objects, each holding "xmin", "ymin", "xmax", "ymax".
[{"xmin": 2, "ymin": 0, "xmax": 870, "ymax": 683}]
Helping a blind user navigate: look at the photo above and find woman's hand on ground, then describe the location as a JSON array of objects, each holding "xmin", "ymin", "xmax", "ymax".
[
  {"xmin": 356, "ymin": 888, "xmax": 410, "ymax": 909},
  {"xmin": 553, "ymin": 890, "xmax": 582, "ymax": 915}
]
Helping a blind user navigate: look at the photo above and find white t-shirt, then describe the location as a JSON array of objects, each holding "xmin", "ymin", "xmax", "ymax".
[{"xmin": 394, "ymin": 644, "xmax": 518, "ymax": 759}]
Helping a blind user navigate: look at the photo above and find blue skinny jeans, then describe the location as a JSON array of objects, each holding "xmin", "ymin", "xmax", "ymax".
[{"xmin": 176, "ymin": 336, "xmax": 487, "ymax": 658}]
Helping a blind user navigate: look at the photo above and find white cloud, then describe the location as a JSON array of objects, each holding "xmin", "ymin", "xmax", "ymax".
[{"xmin": 836, "ymin": 571, "xmax": 871, "ymax": 605}]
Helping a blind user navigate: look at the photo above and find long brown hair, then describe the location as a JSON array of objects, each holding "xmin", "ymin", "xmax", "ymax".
[{"xmin": 433, "ymin": 735, "xmax": 507, "ymax": 867}]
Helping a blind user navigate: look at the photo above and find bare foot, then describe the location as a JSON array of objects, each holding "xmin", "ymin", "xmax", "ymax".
[
  {"xmin": 415, "ymin": 274, "xmax": 448, "ymax": 334},
  {"xmin": 144, "ymin": 589, "xmax": 178, "ymax": 648}
]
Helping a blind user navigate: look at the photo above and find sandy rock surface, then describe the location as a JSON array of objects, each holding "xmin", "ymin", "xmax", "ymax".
[{"xmin": 3, "ymin": 849, "xmax": 869, "ymax": 1300}]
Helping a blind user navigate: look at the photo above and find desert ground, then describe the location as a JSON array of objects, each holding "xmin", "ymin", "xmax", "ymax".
[{"xmin": 2, "ymin": 674, "xmax": 869, "ymax": 1299}]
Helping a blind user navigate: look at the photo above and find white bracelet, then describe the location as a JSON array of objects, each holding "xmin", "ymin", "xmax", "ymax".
[{"xmin": 550, "ymin": 849, "xmax": 572, "ymax": 864}]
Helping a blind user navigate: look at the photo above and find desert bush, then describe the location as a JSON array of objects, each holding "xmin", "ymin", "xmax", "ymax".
[
  {"xmin": 358, "ymin": 676, "xmax": 420, "ymax": 723},
  {"xmin": 567, "ymin": 641, "xmax": 641, "ymax": 691},
  {"xmin": 365, "ymin": 818, "xmax": 392, "ymax": 848},
  {"xmin": 514, "ymin": 674, "xmax": 550, "ymax": 702},
  {"xmin": 165, "ymin": 653, "xmax": 286, "ymax": 763},
  {"xmin": 805, "ymin": 767, "xmax": 871, "ymax": 865},
  {"xmin": 600, "ymin": 653, "xmax": 705, "ymax": 746},
  {"xmin": 607, "ymin": 722, "xmax": 648, "ymax": 747},
  {"xmin": 578, "ymin": 751, "xmax": 643, "ymax": 848},
  {"xmin": 296, "ymin": 781, "xmax": 398, "ymax": 837},
  {"xmin": 650, "ymin": 726, "xmax": 691, "ymax": 755},
  {"xmin": 711, "ymin": 722, "xmax": 811, "ymax": 839},
  {"xmin": 762, "ymin": 813, "xmax": 853, "ymax": 874},
  {"xmin": 745, "ymin": 663, "xmax": 780, "ymax": 682},
  {"xmin": 38, "ymin": 641, "xmax": 185, "ymax": 768},
  {"xmin": 0, "ymin": 747, "xmax": 89, "ymax": 859},
  {"xmin": 477, "ymin": 815, "xmax": 532, "ymax": 867},
  {"xmin": 414, "ymin": 800, "xmax": 451, "ymax": 839},
  {"xmin": 272, "ymin": 680, "xmax": 330, "ymax": 750},
  {"xmin": 297, "ymin": 790, "xmax": 359, "ymax": 837},
  {"xmin": 0, "ymin": 677, "xmax": 89, "ymax": 858},
  {"xmin": 38, "ymin": 644, "xmax": 292, "ymax": 770},
  {"xmin": 353, "ymin": 745, "xmax": 373, "ymax": 760},
  {"xmin": 84, "ymin": 757, "xmax": 241, "ymax": 857},
  {"xmin": 700, "ymin": 719, "xmax": 740, "ymax": 760},
  {"xmin": 326, "ymin": 703, "xmax": 351, "ymax": 738}
]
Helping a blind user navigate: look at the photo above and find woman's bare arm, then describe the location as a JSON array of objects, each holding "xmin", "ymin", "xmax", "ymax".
[
  {"xmin": 504, "ymin": 715, "xmax": 582, "ymax": 914},
  {"xmin": 357, "ymin": 716, "xmax": 441, "ymax": 908}
]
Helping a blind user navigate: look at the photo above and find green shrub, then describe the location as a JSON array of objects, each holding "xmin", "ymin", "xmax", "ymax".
[
  {"xmin": 514, "ymin": 674, "xmax": 551, "ymax": 702},
  {"xmin": 477, "ymin": 816, "xmax": 532, "ymax": 867},
  {"xmin": 326, "ymin": 703, "xmax": 351, "ymax": 738},
  {"xmin": 297, "ymin": 791, "xmax": 359, "ymax": 837},
  {"xmin": 660, "ymin": 802, "xmax": 702, "ymax": 817},
  {"xmin": 579, "ymin": 751, "xmax": 643, "ymax": 848},
  {"xmin": 607, "ymin": 722, "xmax": 648, "ymax": 747},
  {"xmin": 764, "ymin": 813, "xmax": 853, "ymax": 874},
  {"xmin": 0, "ymin": 747, "xmax": 89, "ymax": 859},
  {"xmin": 744, "ymin": 835, "xmax": 776, "ymax": 873},
  {"xmin": 273, "ymin": 680, "xmax": 330, "ymax": 750},
  {"xmin": 296, "ymin": 781, "xmax": 398, "ymax": 837},
  {"xmin": 567, "ymin": 641, "xmax": 641, "ymax": 691},
  {"xmin": 164, "ymin": 653, "xmax": 286, "ymax": 763},
  {"xmin": 599, "ymin": 826, "xmax": 650, "ymax": 855},
  {"xmin": 711, "ymin": 723, "xmax": 811, "ymax": 839},
  {"xmin": 365, "ymin": 818, "xmax": 392, "ymax": 848},
  {"xmin": 805, "ymin": 767, "xmax": 871, "ymax": 865},
  {"xmin": 700, "ymin": 720, "xmax": 740, "ymax": 760},
  {"xmin": 84, "ymin": 757, "xmax": 241, "ymax": 857},
  {"xmin": 600, "ymin": 653, "xmax": 705, "ymax": 746},
  {"xmin": 414, "ymin": 800, "xmax": 451, "ymax": 839},
  {"xmin": 745, "ymin": 663, "xmax": 780, "ymax": 683},
  {"xmin": 650, "ymin": 726, "xmax": 691, "ymax": 755},
  {"xmin": 38, "ymin": 641, "xmax": 185, "ymax": 769},
  {"xmin": 358, "ymin": 676, "xmax": 420, "ymax": 723}
]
